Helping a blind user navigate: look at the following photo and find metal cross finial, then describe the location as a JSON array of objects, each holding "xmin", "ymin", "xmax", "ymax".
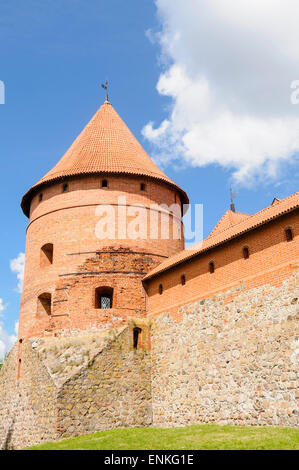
[
  {"xmin": 230, "ymin": 186, "xmax": 237, "ymax": 212},
  {"xmin": 101, "ymin": 78, "xmax": 110, "ymax": 103}
]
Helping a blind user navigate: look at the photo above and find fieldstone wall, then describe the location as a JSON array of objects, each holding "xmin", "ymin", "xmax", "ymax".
[
  {"xmin": 0, "ymin": 325, "xmax": 152, "ymax": 449},
  {"xmin": 151, "ymin": 270, "xmax": 299, "ymax": 428},
  {"xmin": 56, "ymin": 326, "xmax": 152, "ymax": 439},
  {"xmin": 1, "ymin": 272, "xmax": 298, "ymax": 449},
  {"xmin": 0, "ymin": 342, "xmax": 56, "ymax": 449}
]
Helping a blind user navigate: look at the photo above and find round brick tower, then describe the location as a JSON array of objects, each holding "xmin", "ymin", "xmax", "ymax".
[{"xmin": 19, "ymin": 101, "xmax": 188, "ymax": 341}]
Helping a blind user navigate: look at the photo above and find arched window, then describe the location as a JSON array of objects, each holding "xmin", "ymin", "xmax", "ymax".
[
  {"xmin": 140, "ymin": 183, "xmax": 146, "ymax": 191},
  {"xmin": 209, "ymin": 261, "xmax": 215, "ymax": 274},
  {"xmin": 243, "ymin": 247, "xmax": 250, "ymax": 259},
  {"xmin": 40, "ymin": 243, "xmax": 53, "ymax": 267},
  {"xmin": 159, "ymin": 284, "xmax": 163, "ymax": 295},
  {"xmin": 95, "ymin": 287, "xmax": 113, "ymax": 309},
  {"xmin": 101, "ymin": 179, "xmax": 108, "ymax": 188},
  {"xmin": 37, "ymin": 293, "xmax": 52, "ymax": 316},
  {"xmin": 181, "ymin": 274, "xmax": 186, "ymax": 286},
  {"xmin": 39, "ymin": 193, "xmax": 43, "ymax": 202},
  {"xmin": 133, "ymin": 327, "xmax": 142, "ymax": 349},
  {"xmin": 285, "ymin": 228, "xmax": 293, "ymax": 242},
  {"xmin": 62, "ymin": 183, "xmax": 69, "ymax": 193}
]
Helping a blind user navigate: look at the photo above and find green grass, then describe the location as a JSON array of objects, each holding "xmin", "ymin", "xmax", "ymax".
[{"xmin": 26, "ymin": 425, "xmax": 299, "ymax": 450}]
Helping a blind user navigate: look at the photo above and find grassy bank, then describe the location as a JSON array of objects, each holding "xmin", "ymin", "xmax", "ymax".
[{"xmin": 26, "ymin": 424, "xmax": 299, "ymax": 450}]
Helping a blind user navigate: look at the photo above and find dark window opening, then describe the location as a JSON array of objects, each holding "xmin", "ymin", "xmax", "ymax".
[
  {"xmin": 181, "ymin": 274, "xmax": 186, "ymax": 285},
  {"xmin": 40, "ymin": 243, "xmax": 53, "ymax": 267},
  {"xmin": 39, "ymin": 193, "xmax": 43, "ymax": 202},
  {"xmin": 209, "ymin": 262, "xmax": 215, "ymax": 274},
  {"xmin": 140, "ymin": 183, "xmax": 146, "ymax": 191},
  {"xmin": 101, "ymin": 179, "xmax": 108, "ymax": 188},
  {"xmin": 62, "ymin": 183, "xmax": 69, "ymax": 193},
  {"xmin": 243, "ymin": 247, "xmax": 249, "ymax": 259},
  {"xmin": 17, "ymin": 358, "xmax": 22, "ymax": 379},
  {"xmin": 133, "ymin": 327, "xmax": 142, "ymax": 349},
  {"xmin": 159, "ymin": 284, "xmax": 163, "ymax": 295},
  {"xmin": 37, "ymin": 293, "xmax": 52, "ymax": 316},
  {"xmin": 285, "ymin": 228, "xmax": 293, "ymax": 242},
  {"xmin": 19, "ymin": 339, "xmax": 22, "ymax": 344},
  {"xmin": 95, "ymin": 287, "xmax": 113, "ymax": 309}
]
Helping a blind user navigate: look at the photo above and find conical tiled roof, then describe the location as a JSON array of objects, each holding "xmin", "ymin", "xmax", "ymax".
[{"xmin": 21, "ymin": 102, "xmax": 188, "ymax": 216}]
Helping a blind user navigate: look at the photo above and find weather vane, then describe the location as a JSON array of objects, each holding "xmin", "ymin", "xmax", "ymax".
[
  {"xmin": 101, "ymin": 78, "xmax": 110, "ymax": 103},
  {"xmin": 230, "ymin": 186, "xmax": 237, "ymax": 212}
]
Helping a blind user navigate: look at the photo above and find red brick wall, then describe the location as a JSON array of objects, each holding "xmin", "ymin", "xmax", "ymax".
[
  {"xmin": 145, "ymin": 210, "xmax": 299, "ymax": 321},
  {"xmin": 19, "ymin": 175, "xmax": 185, "ymax": 340}
]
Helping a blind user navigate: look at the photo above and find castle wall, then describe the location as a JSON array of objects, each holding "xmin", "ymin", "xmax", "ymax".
[
  {"xmin": 150, "ymin": 270, "xmax": 299, "ymax": 428},
  {"xmin": 146, "ymin": 210, "xmax": 299, "ymax": 428},
  {"xmin": 1, "ymin": 270, "xmax": 298, "ymax": 450},
  {"xmin": 0, "ymin": 326, "xmax": 152, "ymax": 449},
  {"xmin": 0, "ymin": 342, "xmax": 57, "ymax": 450},
  {"xmin": 55, "ymin": 326, "xmax": 152, "ymax": 439},
  {"xmin": 146, "ymin": 211, "xmax": 299, "ymax": 320}
]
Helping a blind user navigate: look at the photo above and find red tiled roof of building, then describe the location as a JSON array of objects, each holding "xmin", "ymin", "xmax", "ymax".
[
  {"xmin": 21, "ymin": 102, "xmax": 188, "ymax": 216},
  {"xmin": 208, "ymin": 210, "xmax": 250, "ymax": 238},
  {"xmin": 143, "ymin": 192, "xmax": 299, "ymax": 281}
]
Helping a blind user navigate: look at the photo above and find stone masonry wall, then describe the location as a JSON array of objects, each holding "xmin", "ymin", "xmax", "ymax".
[
  {"xmin": 0, "ymin": 325, "xmax": 151, "ymax": 449},
  {"xmin": 151, "ymin": 270, "xmax": 299, "ymax": 428},
  {"xmin": 1, "ymin": 272, "xmax": 298, "ymax": 449},
  {"xmin": 56, "ymin": 326, "xmax": 152, "ymax": 439},
  {"xmin": 0, "ymin": 342, "xmax": 57, "ymax": 449}
]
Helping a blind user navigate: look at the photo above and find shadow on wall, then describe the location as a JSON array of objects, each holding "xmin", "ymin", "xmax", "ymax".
[{"xmin": 1, "ymin": 417, "xmax": 15, "ymax": 450}]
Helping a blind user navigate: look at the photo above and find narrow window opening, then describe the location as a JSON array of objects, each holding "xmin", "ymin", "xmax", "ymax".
[
  {"xmin": 39, "ymin": 193, "xmax": 43, "ymax": 202},
  {"xmin": 159, "ymin": 284, "xmax": 163, "ymax": 295},
  {"xmin": 243, "ymin": 247, "xmax": 249, "ymax": 259},
  {"xmin": 101, "ymin": 179, "xmax": 108, "ymax": 188},
  {"xmin": 181, "ymin": 274, "xmax": 186, "ymax": 286},
  {"xmin": 209, "ymin": 262, "xmax": 215, "ymax": 274},
  {"xmin": 133, "ymin": 327, "xmax": 142, "ymax": 349},
  {"xmin": 140, "ymin": 183, "xmax": 146, "ymax": 191},
  {"xmin": 37, "ymin": 293, "xmax": 52, "ymax": 316},
  {"xmin": 62, "ymin": 183, "xmax": 69, "ymax": 193},
  {"xmin": 285, "ymin": 228, "xmax": 293, "ymax": 242},
  {"xmin": 95, "ymin": 287, "xmax": 113, "ymax": 309},
  {"xmin": 40, "ymin": 243, "xmax": 53, "ymax": 267},
  {"xmin": 19, "ymin": 339, "xmax": 23, "ymax": 344},
  {"xmin": 17, "ymin": 358, "xmax": 22, "ymax": 379}
]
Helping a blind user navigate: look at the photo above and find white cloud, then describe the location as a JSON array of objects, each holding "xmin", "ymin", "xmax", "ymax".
[
  {"xmin": 143, "ymin": 0, "xmax": 299, "ymax": 184},
  {"xmin": 0, "ymin": 322, "xmax": 17, "ymax": 359},
  {"xmin": 10, "ymin": 253, "xmax": 25, "ymax": 293}
]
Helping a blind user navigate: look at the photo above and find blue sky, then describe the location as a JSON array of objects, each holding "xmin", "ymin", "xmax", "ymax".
[{"xmin": 0, "ymin": 0, "xmax": 298, "ymax": 351}]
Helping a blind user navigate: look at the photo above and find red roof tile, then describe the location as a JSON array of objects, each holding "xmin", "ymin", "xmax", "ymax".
[
  {"xmin": 21, "ymin": 103, "xmax": 188, "ymax": 216},
  {"xmin": 143, "ymin": 192, "xmax": 299, "ymax": 281}
]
